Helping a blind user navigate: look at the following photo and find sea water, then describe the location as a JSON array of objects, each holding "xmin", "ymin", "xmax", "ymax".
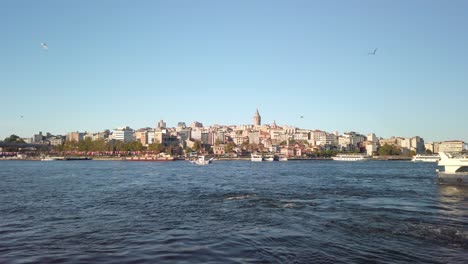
[{"xmin": 0, "ymin": 160, "xmax": 467, "ymax": 263}]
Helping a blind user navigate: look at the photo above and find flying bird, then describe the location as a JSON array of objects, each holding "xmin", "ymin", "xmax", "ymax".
[
  {"xmin": 368, "ymin": 48, "xmax": 377, "ymax": 55},
  {"xmin": 40, "ymin": 42, "xmax": 48, "ymax": 50},
  {"xmin": 300, "ymin": 115, "xmax": 304, "ymax": 118}
]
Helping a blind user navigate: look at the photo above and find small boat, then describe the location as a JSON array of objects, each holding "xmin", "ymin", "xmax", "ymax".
[
  {"xmin": 332, "ymin": 154, "xmax": 370, "ymax": 161},
  {"xmin": 411, "ymin": 154, "xmax": 440, "ymax": 162},
  {"xmin": 278, "ymin": 156, "xmax": 288, "ymax": 162},
  {"xmin": 251, "ymin": 154, "xmax": 263, "ymax": 162},
  {"xmin": 190, "ymin": 156, "xmax": 214, "ymax": 165},
  {"xmin": 41, "ymin": 156, "xmax": 62, "ymax": 161},
  {"xmin": 437, "ymin": 152, "xmax": 468, "ymax": 185},
  {"xmin": 263, "ymin": 155, "xmax": 274, "ymax": 162}
]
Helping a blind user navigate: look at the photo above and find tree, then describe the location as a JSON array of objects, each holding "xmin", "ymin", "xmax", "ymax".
[
  {"xmin": 192, "ymin": 140, "xmax": 202, "ymax": 152},
  {"xmin": 148, "ymin": 142, "xmax": 165, "ymax": 153},
  {"xmin": 378, "ymin": 144, "xmax": 401, "ymax": 156},
  {"xmin": 78, "ymin": 138, "xmax": 94, "ymax": 151},
  {"xmin": 122, "ymin": 141, "xmax": 144, "ymax": 151},
  {"xmin": 167, "ymin": 145, "xmax": 183, "ymax": 156},
  {"xmin": 62, "ymin": 140, "xmax": 79, "ymax": 151},
  {"xmin": 225, "ymin": 142, "xmax": 236, "ymax": 153},
  {"xmin": 110, "ymin": 140, "xmax": 124, "ymax": 152},
  {"xmin": 92, "ymin": 139, "xmax": 109, "ymax": 151},
  {"xmin": 184, "ymin": 146, "xmax": 194, "ymax": 154},
  {"xmin": 4, "ymin": 135, "xmax": 24, "ymax": 143},
  {"xmin": 425, "ymin": 149, "xmax": 433, "ymax": 154},
  {"xmin": 241, "ymin": 141, "xmax": 249, "ymax": 150}
]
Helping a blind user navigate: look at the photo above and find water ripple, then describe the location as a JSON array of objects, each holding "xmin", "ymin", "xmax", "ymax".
[{"xmin": 0, "ymin": 160, "xmax": 467, "ymax": 263}]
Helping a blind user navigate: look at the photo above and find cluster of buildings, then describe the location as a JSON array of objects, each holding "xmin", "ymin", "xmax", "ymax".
[{"xmin": 18, "ymin": 109, "xmax": 467, "ymax": 157}]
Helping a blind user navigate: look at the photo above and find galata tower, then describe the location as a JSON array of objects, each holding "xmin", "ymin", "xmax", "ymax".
[{"xmin": 253, "ymin": 109, "xmax": 261, "ymax": 127}]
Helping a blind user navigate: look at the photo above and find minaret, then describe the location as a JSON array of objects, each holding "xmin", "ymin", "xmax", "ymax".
[{"xmin": 253, "ymin": 109, "xmax": 261, "ymax": 127}]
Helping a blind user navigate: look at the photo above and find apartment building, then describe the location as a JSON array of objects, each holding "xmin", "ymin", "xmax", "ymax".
[
  {"xmin": 66, "ymin": 132, "xmax": 84, "ymax": 142},
  {"xmin": 438, "ymin": 141, "xmax": 465, "ymax": 153},
  {"xmin": 112, "ymin": 127, "xmax": 134, "ymax": 143}
]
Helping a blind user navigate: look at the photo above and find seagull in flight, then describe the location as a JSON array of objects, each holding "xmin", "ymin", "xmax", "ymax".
[
  {"xmin": 300, "ymin": 115, "xmax": 304, "ymax": 119},
  {"xmin": 368, "ymin": 48, "xmax": 377, "ymax": 55},
  {"xmin": 40, "ymin": 42, "xmax": 48, "ymax": 50}
]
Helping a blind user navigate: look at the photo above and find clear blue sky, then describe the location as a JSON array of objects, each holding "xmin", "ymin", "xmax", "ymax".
[{"xmin": 1, "ymin": 0, "xmax": 467, "ymax": 142}]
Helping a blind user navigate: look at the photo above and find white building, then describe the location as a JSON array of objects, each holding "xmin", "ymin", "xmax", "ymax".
[
  {"xmin": 365, "ymin": 141, "xmax": 378, "ymax": 156},
  {"xmin": 367, "ymin": 133, "xmax": 378, "ymax": 143},
  {"xmin": 232, "ymin": 134, "xmax": 248, "ymax": 145},
  {"xmin": 438, "ymin": 141, "xmax": 464, "ymax": 153},
  {"xmin": 147, "ymin": 130, "xmax": 155, "ymax": 145},
  {"xmin": 191, "ymin": 128, "xmax": 202, "ymax": 141},
  {"xmin": 48, "ymin": 137, "xmax": 64, "ymax": 146},
  {"xmin": 112, "ymin": 126, "xmax": 134, "ymax": 143},
  {"xmin": 292, "ymin": 131, "xmax": 310, "ymax": 141},
  {"xmin": 310, "ymin": 130, "xmax": 326, "ymax": 146},
  {"xmin": 338, "ymin": 132, "xmax": 366, "ymax": 151}
]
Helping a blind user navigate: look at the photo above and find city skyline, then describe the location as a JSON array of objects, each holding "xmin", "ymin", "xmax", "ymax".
[
  {"xmin": 2, "ymin": 1, "xmax": 468, "ymax": 142},
  {"xmin": 3, "ymin": 108, "xmax": 465, "ymax": 145}
]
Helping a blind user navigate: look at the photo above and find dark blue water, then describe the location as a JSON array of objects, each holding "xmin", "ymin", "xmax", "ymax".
[{"xmin": 1, "ymin": 160, "xmax": 467, "ymax": 263}]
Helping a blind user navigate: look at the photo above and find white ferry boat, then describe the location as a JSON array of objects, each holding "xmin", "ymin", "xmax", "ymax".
[
  {"xmin": 436, "ymin": 152, "xmax": 468, "ymax": 185},
  {"xmin": 251, "ymin": 154, "xmax": 263, "ymax": 162},
  {"xmin": 332, "ymin": 154, "xmax": 370, "ymax": 161},
  {"xmin": 411, "ymin": 154, "xmax": 440, "ymax": 162}
]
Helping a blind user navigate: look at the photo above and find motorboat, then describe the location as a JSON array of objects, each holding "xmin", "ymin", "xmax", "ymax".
[
  {"xmin": 190, "ymin": 156, "xmax": 214, "ymax": 165},
  {"xmin": 41, "ymin": 156, "xmax": 62, "ymax": 161},
  {"xmin": 437, "ymin": 152, "xmax": 468, "ymax": 185}
]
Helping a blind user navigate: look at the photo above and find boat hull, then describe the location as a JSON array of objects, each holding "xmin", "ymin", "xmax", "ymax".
[
  {"xmin": 124, "ymin": 157, "xmax": 174, "ymax": 161},
  {"xmin": 332, "ymin": 157, "xmax": 370, "ymax": 161},
  {"xmin": 411, "ymin": 154, "xmax": 440, "ymax": 162},
  {"xmin": 437, "ymin": 172, "xmax": 468, "ymax": 185}
]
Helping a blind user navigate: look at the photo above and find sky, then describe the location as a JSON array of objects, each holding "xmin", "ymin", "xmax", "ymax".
[{"xmin": 1, "ymin": 0, "xmax": 467, "ymax": 142}]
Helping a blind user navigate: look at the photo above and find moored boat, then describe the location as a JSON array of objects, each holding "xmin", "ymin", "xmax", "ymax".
[
  {"xmin": 190, "ymin": 156, "xmax": 214, "ymax": 165},
  {"xmin": 437, "ymin": 152, "xmax": 468, "ymax": 185},
  {"xmin": 124, "ymin": 153, "xmax": 174, "ymax": 161},
  {"xmin": 64, "ymin": 157, "xmax": 92, "ymax": 160},
  {"xmin": 41, "ymin": 156, "xmax": 62, "ymax": 161},
  {"xmin": 251, "ymin": 154, "xmax": 263, "ymax": 162},
  {"xmin": 332, "ymin": 154, "xmax": 370, "ymax": 161}
]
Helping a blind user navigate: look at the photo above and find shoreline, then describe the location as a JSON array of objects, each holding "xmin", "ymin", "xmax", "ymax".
[{"xmin": 2, "ymin": 156, "xmax": 413, "ymax": 161}]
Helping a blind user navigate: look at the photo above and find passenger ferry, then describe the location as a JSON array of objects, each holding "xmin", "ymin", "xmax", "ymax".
[
  {"xmin": 251, "ymin": 154, "xmax": 263, "ymax": 162},
  {"xmin": 437, "ymin": 152, "xmax": 468, "ymax": 185},
  {"xmin": 332, "ymin": 154, "xmax": 370, "ymax": 161},
  {"xmin": 411, "ymin": 154, "xmax": 440, "ymax": 162}
]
